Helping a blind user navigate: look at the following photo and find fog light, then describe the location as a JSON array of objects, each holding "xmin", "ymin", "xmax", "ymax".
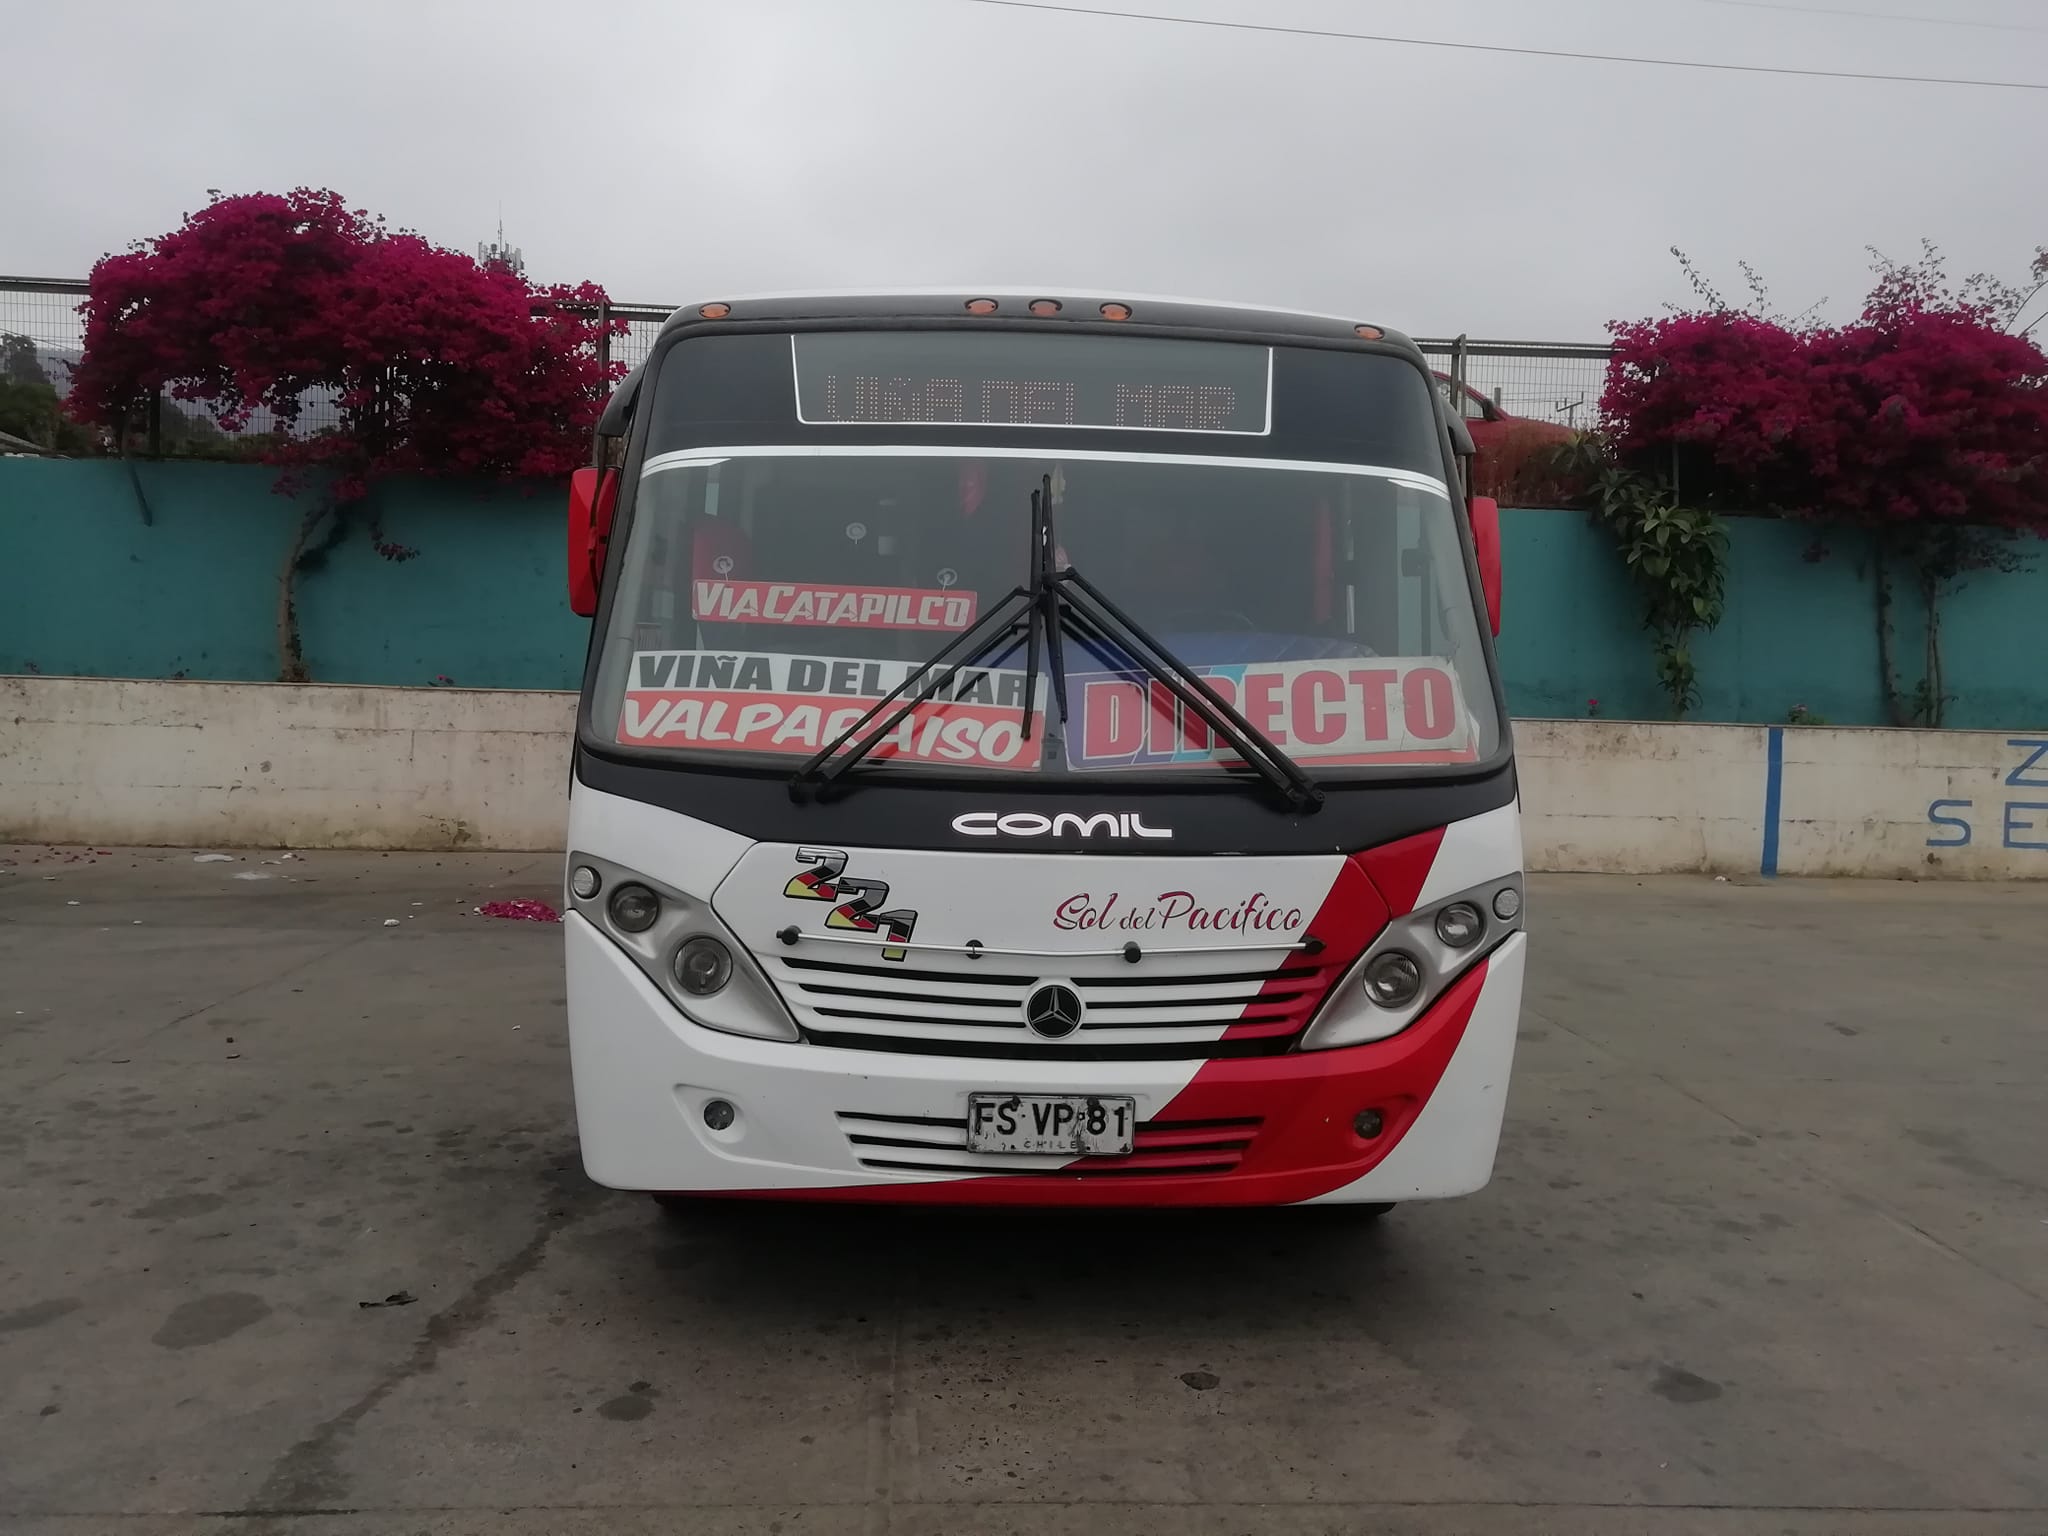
[
  {"xmin": 673, "ymin": 936, "xmax": 733, "ymax": 997},
  {"xmin": 1363, "ymin": 950, "xmax": 1423, "ymax": 1008},
  {"xmin": 608, "ymin": 883, "xmax": 660, "ymax": 933},
  {"xmin": 702, "ymin": 1098, "xmax": 736, "ymax": 1131},
  {"xmin": 1354, "ymin": 1108, "xmax": 1384, "ymax": 1139},
  {"xmin": 1434, "ymin": 901, "xmax": 1483, "ymax": 948},
  {"xmin": 570, "ymin": 865, "xmax": 601, "ymax": 900},
  {"xmin": 1492, "ymin": 886, "xmax": 1522, "ymax": 921}
]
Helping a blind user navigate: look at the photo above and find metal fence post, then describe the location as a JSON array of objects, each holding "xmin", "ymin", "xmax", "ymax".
[{"xmin": 591, "ymin": 300, "xmax": 611, "ymax": 466}]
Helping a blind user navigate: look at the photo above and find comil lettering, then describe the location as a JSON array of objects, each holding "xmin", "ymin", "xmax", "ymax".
[{"xmin": 952, "ymin": 811, "xmax": 1173, "ymax": 840}]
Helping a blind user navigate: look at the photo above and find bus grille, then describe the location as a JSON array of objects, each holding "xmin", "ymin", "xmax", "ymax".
[
  {"xmin": 835, "ymin": 1110, "xmax": 1264, "ymax": 1177},
  {"xmin": 765, "ymin": 949, "xmax": 1344, "ymax": 1059}
]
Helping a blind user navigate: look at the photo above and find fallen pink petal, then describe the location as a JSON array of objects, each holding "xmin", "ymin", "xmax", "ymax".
[{"xmin": 476, "ymin": 899, "xmax": 561, "ymax": 923}]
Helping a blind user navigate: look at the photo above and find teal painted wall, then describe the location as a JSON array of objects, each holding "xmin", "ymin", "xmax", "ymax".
[
  {"xmin": 0, "ymin": 459, "xmax": 587, "ymax": 690},
  {"xmin": 3, "ymin": 459, "xmax": 2043, "ymax": 727},
  {"xmin": 1498, "ymin": 509, "xmax": 2046, "ymax": 729}
]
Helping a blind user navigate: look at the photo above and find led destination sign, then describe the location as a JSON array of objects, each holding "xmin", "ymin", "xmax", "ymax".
[{"xmin": 792, "ymin": 330, "xmax": 1271, "ymax": 434}]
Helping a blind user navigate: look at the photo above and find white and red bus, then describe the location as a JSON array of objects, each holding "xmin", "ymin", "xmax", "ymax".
[{"xmin": 561, "ymin": 291, "xmax": 1523, "ymax": 1213}]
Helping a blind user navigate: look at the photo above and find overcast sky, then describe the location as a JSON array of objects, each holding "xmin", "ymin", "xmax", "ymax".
[{"xmin": 5, "ymin": 0, "xmax": 2043, "ymax": 339}]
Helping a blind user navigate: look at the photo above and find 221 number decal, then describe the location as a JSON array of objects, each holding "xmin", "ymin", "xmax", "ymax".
[{"xmin": 783, "ymin": 847, "xmax": 919, "ymax": 962}]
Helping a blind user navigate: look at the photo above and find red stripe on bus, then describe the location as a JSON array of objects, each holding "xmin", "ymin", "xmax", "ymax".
[{"xmin": 1356, "ymin": 827, "xmax": 1446, "ymax": 916}]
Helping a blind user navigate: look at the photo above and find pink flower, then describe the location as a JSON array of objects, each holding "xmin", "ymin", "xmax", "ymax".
[
  {"xmin": 1600, "ymin": 256, "xmax": 2048, "ymax": 539},
  {"xmin": 67, "ymin": 187, "xmax": 626, "ymax": 498}
]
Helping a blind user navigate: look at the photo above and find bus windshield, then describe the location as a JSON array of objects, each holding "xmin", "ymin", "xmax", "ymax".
[{"xmin": 592, "ymin": 446, "xmax": 1500, "ymax": 780}]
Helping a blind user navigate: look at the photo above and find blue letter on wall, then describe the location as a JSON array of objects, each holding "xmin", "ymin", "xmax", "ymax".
[
  {"xmin": 2002, "ymin": 802, "xmax": 2048, "ymax": 851},
  {"xmin": 1926, "ymin": 800, "xmax": 1972, "ymax": 847},
  {"xmin": 2006, "ymin": 740, "xmax": 2048, "ymax": 789}
]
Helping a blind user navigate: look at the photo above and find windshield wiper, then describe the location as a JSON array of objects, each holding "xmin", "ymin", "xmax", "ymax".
[
  {"xmin": 1020, "ymin": 475, "xmax": 1070, "ymax": 743},
  {"xmin": 787, "ymin": 579, "xmax": 1035, "ymax": 800},
  {"xmin": 790, "ymin": 474, "xmax": 1070, "ymax": 800},
  {"xmin": 1031, "ymin": 471, "xmax": 1319, "ymax": 810},
  {"xmin": 789, "ymin": 473, "xmax": 1322, "ymax": 812}
]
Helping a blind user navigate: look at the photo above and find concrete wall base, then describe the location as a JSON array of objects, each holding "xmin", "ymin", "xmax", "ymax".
[{"xmin": 6, "ymin": 678, "xmax": 2043, "ymax": 877}]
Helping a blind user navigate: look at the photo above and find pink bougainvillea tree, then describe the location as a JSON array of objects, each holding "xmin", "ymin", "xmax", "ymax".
[
  {"xmin": 1597, "ymin": 244, "xmax": 2048, "ymax": 724},
  {"xmin": 68, "ymin": 189, "xmax": 627, "ymax": 680}
]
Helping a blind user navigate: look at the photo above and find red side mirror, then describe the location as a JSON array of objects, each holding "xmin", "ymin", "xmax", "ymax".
[
  {"xmin": 1468, "ymin": 494, "xmax": 1502, "ymax": 635},
  {"xmin": 567, "ymin": 466, "xmax": 619, "ymax": 617}
]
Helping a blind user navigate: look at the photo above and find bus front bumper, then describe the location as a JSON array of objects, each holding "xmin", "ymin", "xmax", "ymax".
[{"xmin": 564, "ymin": 914, "xmax": 1525, "ymax": 1208}]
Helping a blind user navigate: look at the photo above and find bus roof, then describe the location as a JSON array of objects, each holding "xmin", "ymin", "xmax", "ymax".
[{"xmin": 648, "ymin": 288, "xmax": 1421, "ymax": 352}]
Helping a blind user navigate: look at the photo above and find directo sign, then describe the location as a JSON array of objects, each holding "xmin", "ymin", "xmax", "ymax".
[{"xmin": 1070, "ymin": 656, "xmax": 1477, "ymax": 768}]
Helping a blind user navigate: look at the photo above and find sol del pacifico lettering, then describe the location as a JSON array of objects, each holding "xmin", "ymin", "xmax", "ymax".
[{"xmin": 1052, "ymin": 890, "xmax": 1304, "ymax": 934}]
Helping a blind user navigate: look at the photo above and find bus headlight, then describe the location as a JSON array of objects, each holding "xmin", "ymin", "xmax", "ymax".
[
  {"xmin": 566, "ymin": 852, "xmax": 798, "ymax": 1043},
  {"xmin": 1301, "ymin": 874, "xmax": 1524, "ymax": 1050},
  {"xmin": 1363, "ymin": 951, "xmax": 1423, "ymax": 1008},
  {"xmin": 1434, "ymin": 902, "xmax": 1484, "ymax": 948},
  {"xmin": 608, "ymin": 883, "xmax": 661, "ymax": 933},
  {"xmin": 673, "ymin": 936, "xmax": 733, "ymax": 997}
]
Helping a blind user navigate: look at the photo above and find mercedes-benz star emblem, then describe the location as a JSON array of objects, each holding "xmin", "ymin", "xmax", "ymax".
[{"xmin": 1023, "ymin": 983, "xmax": 1084, "ymax": 1040}]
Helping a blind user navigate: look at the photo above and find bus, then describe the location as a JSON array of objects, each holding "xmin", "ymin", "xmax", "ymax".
[{"xmin": 560, "ymin": 290, "xmax": 1524, "ymax": 1213}]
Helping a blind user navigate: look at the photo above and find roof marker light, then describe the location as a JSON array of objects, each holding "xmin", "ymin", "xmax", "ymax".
[
  {"xmin": 1100, "ymin": 302, "xmax": 1132, "ymax": 321},
  {"xmin": 698, "ymin": 302, "xmax": 731, "ymax": 319},
  {"xmin": 1354, "ymin": 324, "xmax": 1384, "ymax": 340},
  {"xmin": 965, "ymin": 297, "xmax": 999, "ymax": 315},
  {"xmin": 1029, "ymin": 299, "xmax": 1062, "ymax": 316}
]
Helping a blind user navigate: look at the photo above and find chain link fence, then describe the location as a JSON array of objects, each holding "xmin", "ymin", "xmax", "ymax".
[
  {"xmin": 1414, "ymin": 337, "xmax": 1613, "ymax": 430},
  {"xmin": 4, "ymin": 277, "xmax": 1613, "ymax": 457},
  {"xmin": 0, "ymin": 276, "xmax": 87, "ymax": 369},
  {"xmin": 1, "ymin": 274, "xmax": 348, "ymax": 446},
  {"xmin": 606, "ymin": 304, "xmax": 670, "ymax": 378}
]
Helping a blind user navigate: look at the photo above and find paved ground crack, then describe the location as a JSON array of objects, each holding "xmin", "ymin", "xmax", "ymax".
[{"xmin": 243, "ymin": 1148, "xmax": 593, "ymax": 1524}]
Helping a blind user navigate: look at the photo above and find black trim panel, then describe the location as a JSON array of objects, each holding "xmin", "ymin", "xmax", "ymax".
[{"xmin": 575, "ymin": 744, "xmax": 1516, "ymax": 857}]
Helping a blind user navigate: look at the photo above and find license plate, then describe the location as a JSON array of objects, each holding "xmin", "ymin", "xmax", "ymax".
[{"xmin": 967, "ymin": 1094, "xmax": 1137, "ymax": 1156}]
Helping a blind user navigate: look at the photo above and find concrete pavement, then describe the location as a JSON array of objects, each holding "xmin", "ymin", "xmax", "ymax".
[{"xmin": 2, "ymin": 847, "xmax": 2045, "ymax": 1534}]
